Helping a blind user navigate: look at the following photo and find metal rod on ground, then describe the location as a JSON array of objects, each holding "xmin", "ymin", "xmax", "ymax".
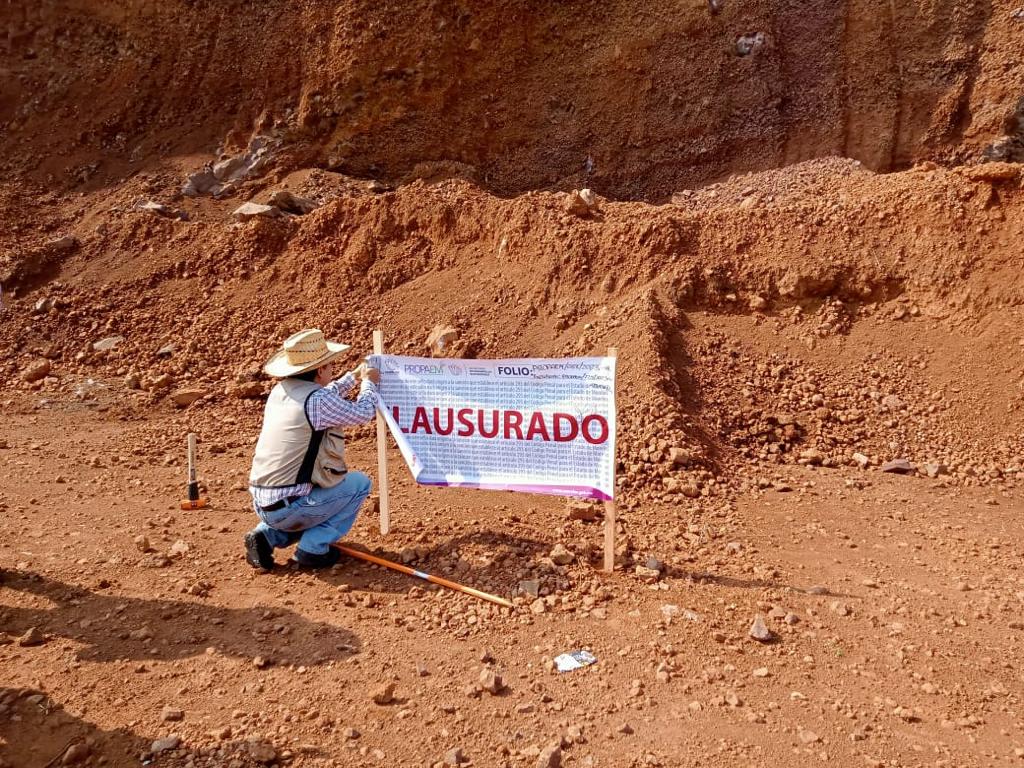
[
  {"xmin": 604, "ymin": 346, "xmax": 618, "ymax": 573},
  {"xmin": 333, "ymin": 543, "xmax": 514, "ymax": 609},
  {"xmin": 372, "ymin": 329, "xmax": 391, "ymax": 535}
]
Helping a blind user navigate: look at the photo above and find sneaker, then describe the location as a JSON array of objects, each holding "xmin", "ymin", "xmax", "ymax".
[
  {"xmin": 244, "ymin": 530, "xmax": 274, "ymax": 571},
  {"xmin": 292, "ymin": 547, "xmax": 342, "ymax": 569}
]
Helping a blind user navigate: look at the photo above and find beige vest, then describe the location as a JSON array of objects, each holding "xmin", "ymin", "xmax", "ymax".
[
  {"xmin": 250, "ymin": 379, "xmax": 325, "ymax": 489},
  {"xmin": 311, "ymin": 428, "xmax": 348, "ymax": 488}
]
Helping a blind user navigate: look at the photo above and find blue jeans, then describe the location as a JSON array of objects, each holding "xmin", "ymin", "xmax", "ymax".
[{"xmin": 254, "ymin": 472, "xmax": 372, "ymax": 555}]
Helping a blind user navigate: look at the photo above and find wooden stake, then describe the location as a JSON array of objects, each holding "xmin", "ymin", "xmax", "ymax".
[
  {"xmin": 604, "ymin": 346, "xmax": 618, "ymax": 573},
  {"xmin": 373, "ymin": 329, "xmax": 391, "ymax": 535}
]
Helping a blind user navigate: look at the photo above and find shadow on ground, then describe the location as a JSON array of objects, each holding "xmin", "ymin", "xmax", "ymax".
[{"xmin": 0, "ymin": 570, "xmax": 360, "ymax": 666}]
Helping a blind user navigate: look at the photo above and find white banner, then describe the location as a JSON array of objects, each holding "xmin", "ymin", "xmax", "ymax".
[{"xmin": 369, "ymin": 355, "xmax": 617, "ymax": 500}]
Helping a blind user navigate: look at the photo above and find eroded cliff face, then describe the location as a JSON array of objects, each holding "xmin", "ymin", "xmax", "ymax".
[{"xmin": 2, "ymin": 0, "xmax": 1021, "ymax": 199}]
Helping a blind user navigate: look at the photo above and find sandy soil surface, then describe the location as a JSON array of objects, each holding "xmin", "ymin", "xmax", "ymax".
[{"xmin": 2, "ymin": 318, "xmax": 1022, "ymax": 768}]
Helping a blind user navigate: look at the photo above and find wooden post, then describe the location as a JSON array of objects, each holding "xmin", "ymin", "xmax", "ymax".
[
  {"xmin": 373, "ymin": 329, "xmax": 391, "ymax": 535},
  {"xmin": 604, "ymin": 347, "xmax": 618, "ymax": 573}
]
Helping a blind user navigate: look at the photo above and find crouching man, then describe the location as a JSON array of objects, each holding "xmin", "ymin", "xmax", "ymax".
[{"xmin": 245, "ymin": 329, "xmax": 379, "ymax": 570}]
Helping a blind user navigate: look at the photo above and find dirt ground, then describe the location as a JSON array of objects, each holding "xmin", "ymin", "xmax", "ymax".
[{"xmin": 2, "ymin": 347, "xmax": 1023, "ymax": 768}]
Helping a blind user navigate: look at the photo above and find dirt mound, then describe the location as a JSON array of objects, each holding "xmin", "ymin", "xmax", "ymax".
[
  {"xmin": 1, "ymin": 158, "xmax": 1021, "ymax": 506},
  {"xmin": 3, "ymin": 1, "xmax": 1023, "ymax": 199}
]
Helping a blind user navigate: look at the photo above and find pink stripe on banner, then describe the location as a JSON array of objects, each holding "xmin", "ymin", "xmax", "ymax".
[{"xmin": 416, "ymin": 479, "xmax": 612, "ymax": 502}]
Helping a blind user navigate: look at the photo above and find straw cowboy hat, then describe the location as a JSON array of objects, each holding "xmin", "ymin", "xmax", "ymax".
[{"xmin": 263, "ymin": 329, "xmax": 350, "ymax": 378}]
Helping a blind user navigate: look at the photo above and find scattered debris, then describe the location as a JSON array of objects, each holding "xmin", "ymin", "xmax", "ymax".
[{"xmin": 554, "ymin": 650, "xmax": 597, "ymax": 673}]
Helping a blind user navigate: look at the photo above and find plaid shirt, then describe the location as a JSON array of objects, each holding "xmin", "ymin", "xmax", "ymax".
[{"xmin": 250, "ymin": 373, "xmax": 378, "ymax": 507}]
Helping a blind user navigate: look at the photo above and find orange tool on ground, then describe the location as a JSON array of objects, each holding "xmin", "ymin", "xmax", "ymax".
[
  {"xmin": 332, "ymin": 543, "xmax": 513, "ymax": 609},
  {"xmin": 180, "ymin": 433, "xmax": 209, "ymax": 510}
]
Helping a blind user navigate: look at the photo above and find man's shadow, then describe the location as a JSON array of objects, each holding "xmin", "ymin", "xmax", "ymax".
[
  {"xmin": 0, "ymin": 687, "xmax": 150, "ymax": 768},
  {"xmin": 1, "ymin": 570, "xmax": 360, "ymax": 665}
]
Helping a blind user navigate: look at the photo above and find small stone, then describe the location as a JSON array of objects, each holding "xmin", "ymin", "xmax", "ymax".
[
  {"xmin": 156, "ymin": 343, "xmax": 177, "ymax": 357},
  {"xmin": 566, "ymin": 500, "xmax": 599, "ymax": 522},
  {"xmin": 426, "ymin": 325, "xmax": 459, "ymax": 355},
  {"xmin": 881, "ymin": 458, "xmax": 916, "ymax": 474},
  {"xmin": 644, "ymin": 556, "xmax": 663, "ymax": 572},
  {"xmin": 149, "ymin": 373, "xmax": 175, "ymax": 391},
  {"xmin": 923, "ymin": 462, "xmax": 948, "ymax": 478},
  {"xmin": 616, "ymin": 723, "xmax": 634, "ymax": 735},
  {"xmin": 21, "ymin": 359, "xmax": 51, "ymax": 383},
  {"xmin": 210, "ymin": 726, "xmax": 232, "ymax": 740},
  {"xmin": 444, "ymin": 747, "xmax": 466, "ymax": 766},
  {"xmin": 169, "ymin": 540, "xmax": 191, "ymax": 556},
  {"xmin": 17, "ymin": 627, "xmax": 45, "ymax": 646},
  {"xmin": 371, "ymin": 682, "xmax": 395, "ymax": 705},
  {"xmin": 247, "ymin": 740, "xmax": 277, "ymax": 764},
  {"xmin": 479, "ymin": 668, "xmax": 504, "ymax": 695},
  {"xmin": 549, "ymin": 544, "xmax": 574, "ymax": 566},
  {"xmin": 634, "ymin": 565, "xmax": 661, "ymax": 583},
  {"xmin": 807, "ymin": 585, "xmax": 829, "ymax": 595},
  {"xmin": 536, "ymin": 743, "xmax": 562, "ymax": 768},
  {"xmin": 134, "ymin": 535, "xmax": 153, "ymax": 553},
  {"xmin": 232, "ymin": 202, "xmax": 280, "ymax": 220},
  {"xmin": 151, "ymin": 736, "xmax": 181, "ymax": 753},
  {"xmin": 852, "ymin": 452, "xmax": 870, "ymax": 468},
  {"xmin": 530, "ymin": 598, "xmax": 547, "ymax": 614},
  {"xmin": 92, "ymin": 336, "xmax": 124, "ymax": 352},
  {"xmin": 253, "ymin": 656, "xmax": 270, "ymax": 669},
  {"xmin": 752, "ymin": 667, "xmax": 769, "ymax": 678},
  {"xmin": 170, "ymin": 388, "xmax": 207, "ymax": 408},
  {"xmin": 161, "ymin": 706, "xmax": 184, "ymax": 722},
  {"xmin": 749, "ymin": 615, "xmax": 773, "ymax": 642},
  {"xmin": 228, "ymin": 381, "xmax": 264, "ymax": 399},
  {"xmin": 268, "ymin": 189, "xmax": 318, "ymax": 215},
  {"xmin": 830, "ymin": 601, "xmax": 852, "ymax": 616},
  {"xmin": 667, "ymin": 447, "xmax": 691, "ymax": 466},
  {"xmin": 519, "ymin": 579, "xmax": 541, "ymax": 598},
  {"xmin": 798, "ymin": 729, "xmax": 820, "ymax": 744},
  {"xmin": 735, "ymin": 31, "xmax": 765, "ymax": 56},
  {"xmin": 343, "ymin": 727, "xmax": 360, "ymax": 740},
  {"xmin": 61, "ymin": 743, "xmax": 90, "ymax": 765},
  {"xmin": 799, "ymin": 448, "xmax": 824, "ymax": 465},
  {"xmin": 565, "ymin": 189, "xmax": 597, "ymax": 217}
]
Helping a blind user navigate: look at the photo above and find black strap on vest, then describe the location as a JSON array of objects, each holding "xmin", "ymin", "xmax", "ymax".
[{"xmin": 295, "ymin": 390, "xmax": 326, "ymax": 486}]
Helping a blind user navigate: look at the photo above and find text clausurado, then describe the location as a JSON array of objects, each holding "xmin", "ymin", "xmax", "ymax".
[{"xmin": 390, "ymin": 406, "xmax": 610, "ymax": 445}]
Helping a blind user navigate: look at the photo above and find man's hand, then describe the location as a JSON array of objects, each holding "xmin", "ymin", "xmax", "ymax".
[
  {"xmin": 358, "ymin": 366, "xmax": 378, "ymax": 387},
  {"xmin": 358, "ymin": 363, "xmax": 381, "ymax": 386}
]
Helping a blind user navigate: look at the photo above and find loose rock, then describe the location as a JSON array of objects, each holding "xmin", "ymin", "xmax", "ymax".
[{"xmin": 749, "ymin": 615, "xmax": 773, "ymax": 642}]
